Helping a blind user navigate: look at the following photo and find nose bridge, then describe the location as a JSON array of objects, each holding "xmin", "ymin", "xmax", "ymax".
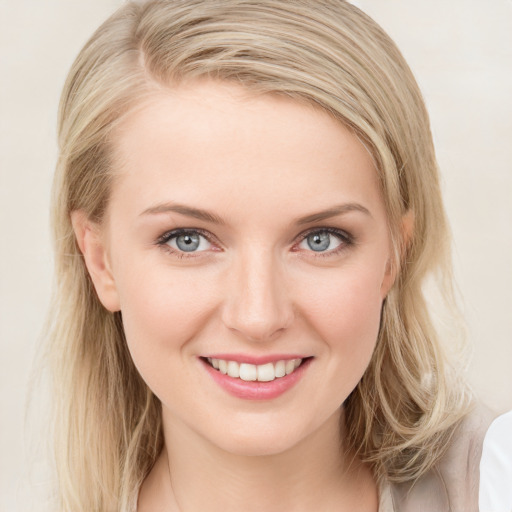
[{"xmin": 222, "ymin": 246, "xmax": 293, "ymax": 342}]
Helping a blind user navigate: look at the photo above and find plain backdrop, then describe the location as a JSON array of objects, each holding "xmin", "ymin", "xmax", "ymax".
[{"xmin": 1, "ymin": 1, "xmax": 511, "ymax": 510}]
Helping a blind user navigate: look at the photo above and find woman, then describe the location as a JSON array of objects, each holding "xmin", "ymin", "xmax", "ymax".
[{"xmin": 45, "ymin": 1, "xmax": 492, "ymax": 510}]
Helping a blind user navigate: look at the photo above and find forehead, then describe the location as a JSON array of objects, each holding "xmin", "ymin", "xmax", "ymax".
[{"xmin": 108, "ymin": 80, "xmax": 385, "ymax": 224}]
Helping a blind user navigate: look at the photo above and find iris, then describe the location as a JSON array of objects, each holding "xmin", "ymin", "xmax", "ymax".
[
  {"xmin": 306, "ymin": 232, "xmax": 331, "ymax": 251},
  {"xmin": 176, "ymin": 233, "xmax": 201, "ymax": 252}
]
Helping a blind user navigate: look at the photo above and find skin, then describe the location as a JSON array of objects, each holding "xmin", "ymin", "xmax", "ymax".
[{"xmin": 73, "ymin": 80, "xmax": 400, "ymax": 511}]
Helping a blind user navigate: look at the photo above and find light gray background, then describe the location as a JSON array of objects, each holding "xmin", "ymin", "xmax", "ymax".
[{"xmin": 1, "ymin": 1, "xmax": 511, "ymax": 510}]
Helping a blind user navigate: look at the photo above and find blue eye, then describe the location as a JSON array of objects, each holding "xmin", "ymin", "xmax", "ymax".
[
  {"xmin": 298, "ymin": 230, "xmax": 345, "ymax": 253},
  {"xmin": 163, "ymin": 230, "xmax": 212, "ymax": 253}
]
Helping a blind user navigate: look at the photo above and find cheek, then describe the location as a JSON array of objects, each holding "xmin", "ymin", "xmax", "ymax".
[
  {"xmin": 115, "ymin": 260, "xmax": 219, "ymax": 378},
  {"xmin": 304, "ymin": 270, "xmax": 383, "ymax": 409},
  {"xmin": 300, "ymin": 263, "xmax": 384, "ymax": 364}
]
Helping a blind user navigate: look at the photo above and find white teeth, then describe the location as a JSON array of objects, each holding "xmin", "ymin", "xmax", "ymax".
[
  {"xmin": 275, "ymin": 360, "xmax": 286, "ymax": 378},
  {"xmin": 240, "ymin": 363, "xmax": 258, "ymax": 381},
  {"xmin": 206, "ymin": 358, "xmax": 304, "ymax": 381},
  {"xmin": 218, "ymin": 359, "xmax": 228, "ymax": 375},
  {"xmin": 227, "ymin": 360, "xmax": 240, "ymax": 378},
  {"xmin": 285, "ymin": 359, "xmax": 296, "ymax": 375},
  {"xmin": 257, "ymin": 363, "xmax": 275, "ymax": 382},
  {"xmin": 239, "ymin": 363, "xmax": 257, "ymax": 381}
]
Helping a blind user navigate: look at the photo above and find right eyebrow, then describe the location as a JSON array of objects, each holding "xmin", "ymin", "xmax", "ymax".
[{"xmin": 139, "ymin": 202, "xmax": 226, "ymax": 225}]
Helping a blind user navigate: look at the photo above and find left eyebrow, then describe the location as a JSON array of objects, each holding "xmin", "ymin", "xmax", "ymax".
[{"xmin": 295, "ymin": 203, "xmax": 372, "ymax": 225}]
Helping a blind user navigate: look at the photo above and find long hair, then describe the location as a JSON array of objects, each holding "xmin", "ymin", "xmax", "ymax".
[{"xmin": 45, "ymin": 1, "xmax": 471, "ymax": 509}]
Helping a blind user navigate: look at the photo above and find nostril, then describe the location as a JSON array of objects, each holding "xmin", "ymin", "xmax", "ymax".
[{"xmin": 220, "ymin": 259, "xmax": 294, "ymax": 341}]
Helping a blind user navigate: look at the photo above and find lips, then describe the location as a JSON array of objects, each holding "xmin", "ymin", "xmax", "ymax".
[{"xmin": 200, "ymin": 355, "xmax": 312, "ymax": 400}]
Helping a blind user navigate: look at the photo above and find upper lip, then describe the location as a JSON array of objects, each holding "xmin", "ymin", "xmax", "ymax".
[{"xmin": 201, "ymin": 354, "xmax": 310, "ymax": 365}]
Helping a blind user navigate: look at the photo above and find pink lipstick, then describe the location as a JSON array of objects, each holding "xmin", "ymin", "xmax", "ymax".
[{"xmin": 200, "ymin": 355, "xmax": 312, "ymax": 400}]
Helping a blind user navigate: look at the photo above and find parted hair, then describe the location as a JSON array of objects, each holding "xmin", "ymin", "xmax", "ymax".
[{"xmin": 46, "ymin": 1, "xmax": 471, "ymax": 510}]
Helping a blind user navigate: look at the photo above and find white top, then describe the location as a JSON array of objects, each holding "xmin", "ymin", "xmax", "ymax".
[{"xmin": 479, "ymin": 410, "xmax": 512, "ymax": 512}]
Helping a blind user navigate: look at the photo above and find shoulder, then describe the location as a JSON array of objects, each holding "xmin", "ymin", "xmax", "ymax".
[
  {"xmin": 386, "ymin": 404, "xmax": 495, "ymax": 512},
  {"xmin": 479, "ymin": 410, "xmax": 512, "ymax": 512}
]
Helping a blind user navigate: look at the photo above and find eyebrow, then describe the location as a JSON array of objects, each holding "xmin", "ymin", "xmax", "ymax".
[
  {"xmin": 296, "ymin": 203, "xmax": 372, "ymax": 225},
  {"xmin": 140, "ymin": 201, "xmax": 371, "ymax": 225},
  {"xmin": 140, "ymin": 202, "xmax": 226, "ymax": 225}
]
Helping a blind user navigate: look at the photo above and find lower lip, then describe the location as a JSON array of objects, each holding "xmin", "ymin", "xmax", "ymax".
[{"xmin": 201, "ymin": 358, "xmax": 312, "ymax": 401}]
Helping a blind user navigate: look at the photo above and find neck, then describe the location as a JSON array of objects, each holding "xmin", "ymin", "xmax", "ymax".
[{"xmin": 139, "ymin": 407, "xmax": 378, "ymax": 512}]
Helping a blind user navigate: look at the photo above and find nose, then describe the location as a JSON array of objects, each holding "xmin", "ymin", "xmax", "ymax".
[{"xmin": 221, "ymin": 249, "xmax": 294, "ymax": 342}]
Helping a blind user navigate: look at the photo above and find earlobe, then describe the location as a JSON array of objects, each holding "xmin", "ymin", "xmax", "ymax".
[
  {"xmin": 380, "ymin": 258, "xmax": 395, "ymax": 298},
  {"xmin": 380, "ymin": 210, "xmax": 415, "ymax": 298},
  {"xmin": 71, "ymin": 210, "xmax": 121, "ymax": 312},
  {"xmin": 401, "ymin": 209, "xmax": 415, "ymax": 256}
]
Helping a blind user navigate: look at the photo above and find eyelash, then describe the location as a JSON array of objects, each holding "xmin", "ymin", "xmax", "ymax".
[
  {"xmin": 155, "ymin": 228, "xmax": 216, "ymax": 259},
  {"xmin": 155, "ymin": 227, "xmax": 354, "ymax": 259},
  {"xmin": 295, "ymin": 227, "xmax": 354, "ymax": 258}
]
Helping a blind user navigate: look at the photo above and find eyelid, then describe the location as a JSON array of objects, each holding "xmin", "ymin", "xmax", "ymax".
[
  {"xmin": 293, "ymin": 227, "xmax": 353, "ymax": 255},
  {"xmin": 156, "ymin": 227, "xmax": 211, "ymax": 244},
  {"xmin": 296, "ymin": 226, "xmax": 352, "ymax": 242},
  {"xmin": 156, "ymin": 227, "xmax": 221, "ymax": 256}
]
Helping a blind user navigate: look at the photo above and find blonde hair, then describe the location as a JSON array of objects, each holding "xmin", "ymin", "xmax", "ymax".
[{"xmin": 46, "ymin": 0, "xmax": 471, "ymax": 509}]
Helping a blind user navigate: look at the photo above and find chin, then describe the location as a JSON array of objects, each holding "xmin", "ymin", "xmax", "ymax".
[
  {"xmin": 220, "ymin": 435, "xmax": 300, "ymax": 457},
  {"xmin": 204, "ymin": 418, "xmax": 318, "ymax": 458}
]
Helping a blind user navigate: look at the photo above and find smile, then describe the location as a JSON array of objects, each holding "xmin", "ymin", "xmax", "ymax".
[
  {"xmin": 201, "ymin": 356, "xmax": 312, "ymax": 400},
  {"xmin": 206, "ymin": 357, "xmax": 303, "ymax": 382}
]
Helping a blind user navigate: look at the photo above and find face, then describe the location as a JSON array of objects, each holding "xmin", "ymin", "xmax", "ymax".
[{"xmin": 79, "ymin": 81, "xmax": 396, "ymax": 456}]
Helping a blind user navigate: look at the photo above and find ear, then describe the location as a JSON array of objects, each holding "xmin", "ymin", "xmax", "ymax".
[
  {"xmin": 381, "ymin": 209, "xmax": 415, "ymax": 297},
  {"xmin": 400, "ymin": 209, "xmax": 415, "ymax": 257},
  {"xmin": 71, "ymin": 210, "xmax": 121, "ymax": 312}
]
